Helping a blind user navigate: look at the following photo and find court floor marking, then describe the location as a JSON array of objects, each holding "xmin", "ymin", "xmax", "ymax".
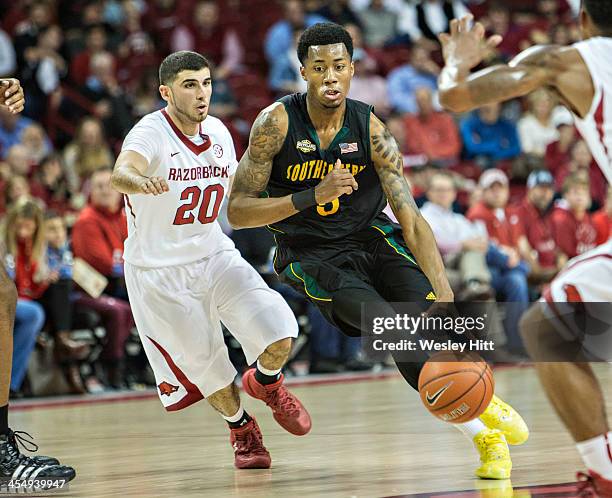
[{"xmin": 387, "ymin": 481, "xmax": 580, "ymax": 498}]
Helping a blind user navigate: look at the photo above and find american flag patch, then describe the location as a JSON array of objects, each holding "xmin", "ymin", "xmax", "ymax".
[{"xmin": 339, "ymin": 142, "xmax": 358, "ymax": 154}]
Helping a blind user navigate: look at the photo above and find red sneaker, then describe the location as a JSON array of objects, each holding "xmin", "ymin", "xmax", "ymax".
[
  {"xmin": 229, "ymin": 418, "xmax": 271, "ymax": 469},
  {"xmin": 577, "ymin": 470, "xmax": 612, "ymax": 497},
  {"xmin": 242, "ymin": 369, "xmax": 312, "ymax": 436}
]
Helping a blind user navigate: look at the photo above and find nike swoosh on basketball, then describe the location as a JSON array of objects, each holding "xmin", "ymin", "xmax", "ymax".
[
  {"xmin": 171, "ymin": 151, "xmax": 180, "ymax": 157},
  {"xmin": 425, "ymin": 382, "xmax": 453, "ymax": 406}
]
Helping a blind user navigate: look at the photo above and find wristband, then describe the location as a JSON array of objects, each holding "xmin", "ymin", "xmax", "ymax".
[{"xmin": 291, "ymin": 188, "xmax": 317, "ymax": 211}]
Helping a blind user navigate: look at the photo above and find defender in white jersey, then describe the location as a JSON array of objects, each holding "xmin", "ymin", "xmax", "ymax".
[
  {"xmin": 438, "ymin": 3, "xmax": 612, "ymax": 494},
  {"xmin": 111, "ymin": 51, "xmax": 311, "ymax": 470}
]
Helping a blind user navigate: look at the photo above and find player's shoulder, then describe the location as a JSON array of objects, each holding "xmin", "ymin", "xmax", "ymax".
[
  {"xmin": 130, "ymin": 109, "xmax": 166, "ymax": 132},
  {"xmin": 251, "ymin": 101, "xmax": 289, "ymax": 137},
  {"xmin": 510, "ymin": 43, "xmax": 585, "ymax": 71},
  {"xmin": 346, "ymin": 96, "xmax": 373, "ymax": 117}
]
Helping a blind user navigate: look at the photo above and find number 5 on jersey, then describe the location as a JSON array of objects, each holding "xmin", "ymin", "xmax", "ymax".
[
  {"xmin": 316, "ymin": 198, "xmax": 339, "ymax": 216},
  {"xmin": 173, "ymin": 184, "xmax": 224, "ymax": 225}
]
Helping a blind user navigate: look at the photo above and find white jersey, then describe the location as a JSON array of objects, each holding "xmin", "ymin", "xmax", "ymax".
[
  {"xmin": 121, "ymin": 109, "xmax": 238, "ymax": 268},
  {"xmin": 572, "ymin": 37, "xmax": 612, "ymax": 184}
]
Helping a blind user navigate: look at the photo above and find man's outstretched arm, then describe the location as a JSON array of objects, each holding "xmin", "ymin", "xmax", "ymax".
[
  {"xmin": 228, "ymin": 103, "xmax": 358, "ymax": 229},
  {"xmin": 370, "ymin": 114, "xmax": 453, "ymax": 302},
  {"xmin": 438, "ymin": 15, "xmax": 567, "ymax": 113},
  {"xmin": 111, "ymin": 150, "xmax": 169, "ymax": 195}
]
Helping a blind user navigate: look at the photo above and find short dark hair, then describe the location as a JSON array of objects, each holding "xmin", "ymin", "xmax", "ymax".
[
  {"xmin": 159, "ymin": 51, "xmax": 210, "ymax": 86},
  {"xmin": 584, "ymin": 0, "xmax": 612, "ymax": 31},
  {"xmin": 297, "ymin": 23, "xmax": 354, "ymax": 64}
]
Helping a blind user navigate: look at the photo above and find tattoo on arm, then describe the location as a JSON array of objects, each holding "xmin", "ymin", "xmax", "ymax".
[
  {"xmin": 371, "ymin": 117, "xmax": 420, "ymax": 216},
  {"xmin": 232, "ymin": 106, "xmax": 286, "ymax": 197}
]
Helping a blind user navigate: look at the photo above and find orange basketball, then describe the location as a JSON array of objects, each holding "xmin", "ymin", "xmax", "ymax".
[{"xmin": 417, "ymin": 352, "xmax": 494, "ymax": 424}]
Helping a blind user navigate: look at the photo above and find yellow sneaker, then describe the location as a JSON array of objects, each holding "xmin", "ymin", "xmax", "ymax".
[
  {"xmin": 474, "ymin": 429, "xmax": 512, "ymax": 480},
  {"xmin": 479, "ymin": 395, "xmax": 529, "ymax": 445}
]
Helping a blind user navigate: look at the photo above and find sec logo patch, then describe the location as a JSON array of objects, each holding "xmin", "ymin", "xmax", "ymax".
[{"xmin": 213, "ymin": 144, "xmax": 223, "ymax": 158}]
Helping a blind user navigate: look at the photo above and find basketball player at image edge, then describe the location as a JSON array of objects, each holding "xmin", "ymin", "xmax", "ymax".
[
  {"xmin": 436, "ymin": 1, "xmax": 612, "ymax": 494},
  {"xmin": 0, "ymin": 79, "xmax": 77, "ymax": 488}
]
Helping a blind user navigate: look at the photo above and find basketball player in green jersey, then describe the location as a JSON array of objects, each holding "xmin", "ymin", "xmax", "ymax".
[{"xmin": 228, "ymin": 23, "xmax": 527, "ymax": 479}]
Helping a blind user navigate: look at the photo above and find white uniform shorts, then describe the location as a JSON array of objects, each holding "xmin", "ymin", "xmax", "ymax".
[
  {"xmin": 125, "ymin": 248, "xmax": 298, "ymax": 411},
  {"xmin": 540, "ymin": 239, "xmax": 612, "ymax": 360}
]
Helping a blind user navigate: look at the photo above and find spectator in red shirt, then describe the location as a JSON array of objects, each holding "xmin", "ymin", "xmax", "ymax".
[
  {"xmin": 550, "ymin": 173, "xmax": 598, "ymax": 259},
  {"xmin": 483, "ymin": 2, "xmax": 528, "ymax": 62},
  {"xmin": 555, "ymin": 139, "xmax": 607, "ymax": 208},
  {"xmin": 170, "ymin": 0, "xmax": 243, "ymax": 80},
  {"xmin": 72, "ymin": 168, "xmax": 128, "ymax": 300},
  {"xmin": 30, "ymin": 154, "xmax": 81, "ymax": 221},
  {"xmin": 468, "ymin": 169, "xmax": 521, "ymax": 249},
  {"xmin": 69, "ymin": 25, "xmax": 108, "ymax": 87},
  {"xmin": 403, "ymin": 87, "xmax": 461, "ymax": 166},
  {"xmin": 593, "ymin": 186, "xmax": 612, "ymax": 245},
  {"xmin": 467, "ymin": 169, "xmax": 530, "ymax": 353},
  {"xmin": 509, "ymin": 170, "xmax": 566, "ymax": 285},
  {"xmin": 142, "ymin": 0, "xmax": 191, "ymax": 56},
  {"xmin": 544, "ymin": 122, "xmax": 575, "ymax": 175}
]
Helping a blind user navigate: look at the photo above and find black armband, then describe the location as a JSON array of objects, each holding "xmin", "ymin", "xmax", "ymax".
[{"xmin": 291, "ymin": 188, "xmax": 317, "ymax": 211}]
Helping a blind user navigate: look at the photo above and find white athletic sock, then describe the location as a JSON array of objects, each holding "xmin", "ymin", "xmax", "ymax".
[
  {"xmin": 577, "ymin": 432, "xmax": 612, "ymax": 479},
  {"xmin": 222, "ymin": 405, "xmax": 245, "ymax": 424},
  {"xmin": 256, "ymin": 360, "xmax": 281, "ymax": 377},
  {"xmin": 454, "ymin": 418, "xmax": 488, "ymax": 440}
]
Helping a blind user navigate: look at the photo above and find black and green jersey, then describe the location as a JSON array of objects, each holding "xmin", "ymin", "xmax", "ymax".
[{"xmin": 266, "ymin": 93, "xmax": 387, "ymax": 245}]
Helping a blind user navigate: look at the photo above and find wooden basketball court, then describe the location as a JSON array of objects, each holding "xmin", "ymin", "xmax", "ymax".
[{"xmin": 10, "ymin": 364, "xmax": 610, "ymax": 497}]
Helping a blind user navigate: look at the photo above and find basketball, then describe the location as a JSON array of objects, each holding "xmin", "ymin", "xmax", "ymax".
[{"xmin": 418, "ymin": 352, "xmax": 494, "ymax": 424}]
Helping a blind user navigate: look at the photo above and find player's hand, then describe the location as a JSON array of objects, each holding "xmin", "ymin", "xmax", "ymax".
[
  {"xmin": 0, "ymin": 79, "xmax": 25, "ymax": 114},
  {"xmin": 139, "ymin": 176, "xmax": 169, "ymax": 195},
  {"xmin": 438, "ymin": 15, "xmax": 503, "ymax": 70},
  {"xmin": 315, "ymin": 159, "xmax": 358, "ymax": 204}
]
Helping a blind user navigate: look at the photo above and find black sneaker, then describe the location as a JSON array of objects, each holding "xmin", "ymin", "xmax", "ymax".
[
  {"xmin": 6, "ymin": 430, "xmax": 60, "ymax": 466},
  {"xmin": 0, "ymin": 430, "xmax": 76, "ymax": 490}
]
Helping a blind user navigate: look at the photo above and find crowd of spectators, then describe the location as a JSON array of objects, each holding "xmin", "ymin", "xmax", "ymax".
[{"xmin": 1, "ymin": 0, "xmax": 610, "ymax": 395}]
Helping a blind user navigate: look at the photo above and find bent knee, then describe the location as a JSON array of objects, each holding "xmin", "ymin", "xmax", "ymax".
[{"xmin": 266, "ymin": 337, "xmax": 292, "ymax": 356}]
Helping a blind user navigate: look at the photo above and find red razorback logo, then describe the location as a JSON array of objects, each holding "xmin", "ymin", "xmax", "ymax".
[{"xmin": 158, "ymin": 381, "xmax": 179, "ymax": 396}]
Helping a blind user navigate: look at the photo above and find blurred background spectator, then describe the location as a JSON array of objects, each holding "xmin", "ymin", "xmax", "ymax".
[
  {"xmin": 72, "ymin": 168, "xmax": 127, "ymax": 300},
  {"xmin": 358, "ymin": 0, "xmax": 397, "ymax": 47},
  {"xmin": 460, "ymin": 103, "xmax": 521, "ymax": 168},
  {"xmin": 397, "ymin": 0, "xmax": 470, "ymax": 47},
  {"xmin": 403, "ymin": 87, "xmax": 460, "ymax": 165},
  {"xmin": 421, "ymin": 171, "xmax": 492, "ymax": 298},
  {"xmin": 171, "ymin": 1, "xmax": 244, "ymax": 80},
  {"xmin": 509, "ymin": 170, "xmax": 565, "ymax": 286},
  {"xmin": 517, "ymin": 89, "xmax": 572, "ymax": 158},
  {"xmin": 63, "ymin": 117, "xmax": 114, "ymax": 186},
  {"xmin": 467, "ymin": 169, "xmax": 530, "ymax": 353},
  {"xmin": 550, "ymin": 173, "xmax": 598, "ymax": 259},
  {"xmin": 387, "ymin": 45, "xmax": 439, "ymax": 114}
]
